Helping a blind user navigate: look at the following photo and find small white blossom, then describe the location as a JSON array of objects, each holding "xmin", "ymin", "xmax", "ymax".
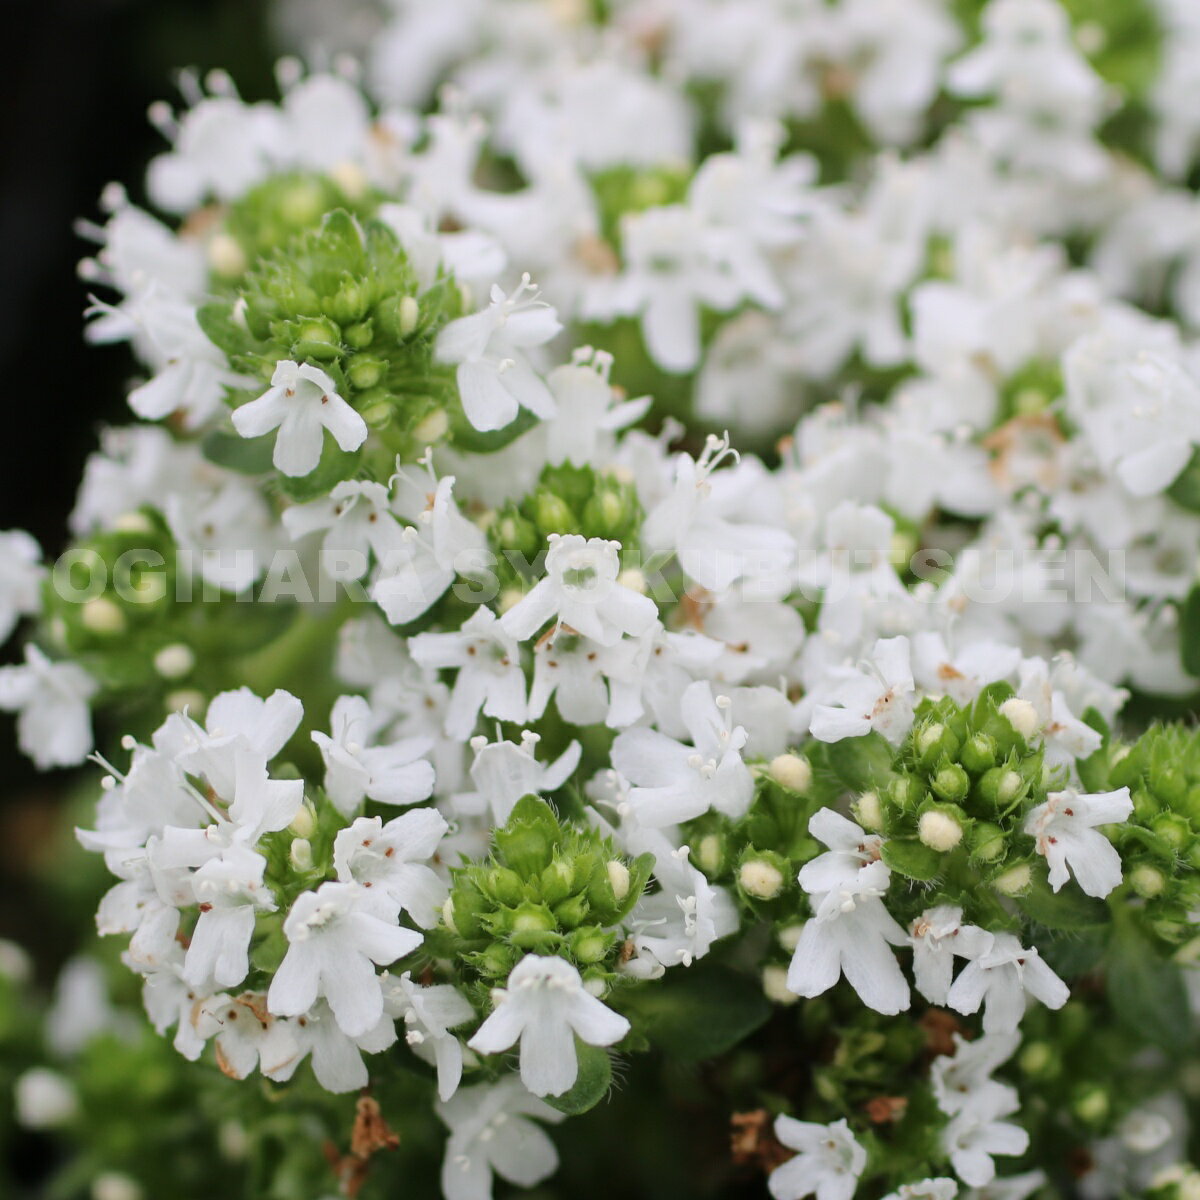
[
  {"xmin": 768, "ymin": 1117, "xmax": 867, "ymax": 1200},
  {"xmin": 1023, "ymin": 787, "xmax": 1132, "ymax": 898},
  {"xmin": 0, "ymin": 645, "xmax": 97, "ymax": 769}
]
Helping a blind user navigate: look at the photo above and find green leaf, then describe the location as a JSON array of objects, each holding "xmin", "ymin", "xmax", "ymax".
[
  {"xmin": 201, "ymin": 429, "xmax": 276, "ymax": 475},
  {"xmin": 880, "ymin": 838, "xmax": 942, "ymax": 882},
  {"xmin": 1180, "ymin": 583, "xmax": 1200, "ymax": 677},
  {"xmin": 823, "ymin": 731, "xmax": 896, "ymax": 792},
  {"xmin": 544, "ymin": 1042, "xmax": 612, "ymax": 1115},
  {"xmin": 1167, "ymin": 448, "xmax": 1200, "ymax": 513},
  {"xmin": 1017, "ymin": 869, "xmax": 1109, "ymax": 931},
  {"xmin": 1107, "ymin": 922, "xmax": 1192, "ymax": 1050},
  {"xmin": 616, "ymin": 965, "xmax": 770, "ymax": 1061}
]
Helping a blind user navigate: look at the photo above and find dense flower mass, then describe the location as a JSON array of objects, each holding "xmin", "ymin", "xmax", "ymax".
[{"xmin": 5, "ymin": 0, "xmax": 1200, "ymax": 1197}]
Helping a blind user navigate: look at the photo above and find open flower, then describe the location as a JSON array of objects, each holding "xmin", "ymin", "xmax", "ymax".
[
  {"xmin": 467, "ymin": 955, "xmax": 629, "ymax": 1097},
  {"xmin": 1023, "ymin": 786, "xmax": 1132, "ymax": 898},
  {"xmin": 231, "ymin": 360, "xmax": 367, "ymax": 477}
]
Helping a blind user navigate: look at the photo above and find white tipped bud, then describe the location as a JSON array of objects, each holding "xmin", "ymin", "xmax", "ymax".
[
  {"xmin": 918, "ymin": 810, "xmax": 964, "ymax": 853},
  {"xmin": 81, "ymin": 597, "xmax": 125, "ymax": 634},
  {"xmin": 289, "ymin": 838, "xmax": 313, "ymax": 872},
  {"xmin": 606, "ymin": 859, "xmax": 630, "ymax": 903},
  {"xmin": 441, "ymin": 896, "xmax": 459, "ymax": 934},
  {"xmin": 853, "ymin": 790, "xmax": 884, "ymax": 831},
  {"xmin": 739, "ymin": 859, "xmax": 784, "ymax": 900},
  {"xmin": 999, "ymin": 697, "xmax": 1040, "ymax": 740},
  {"xmin": 15, "ymin": 1068, "xmax": 77, "ymax": 1129},
  {"xmin": 993, "ymin": 863, "xmax": 1033, "ymax": 896},
  {"xmin": 762, "ymin": 964, "xmax": 797, "ymax": 1006},
  {"xmin": 777, "ymin": 923, "xmax": 804, "ymax": 953},
  {"xmin": 331, "ymin": 160, "xmax": 368, "ymax": 199},
  {"xmin": 769, "ymin": 753, "xmax": 812, "ymax": 793},
  {"xmin": 153, "ymin": 643, "xmax": 194, "ymax": 680},
  {"xmin": 218, "ymin": 1120, "xmax": 249, "ymax": 1162},
  {"xmin": 696, "ymin": 834, "xmax": 722, "ymax": 875},
  {"xmin": 413, "ymin": 408, "xmax": 449, "ymax": 444},
  {"xmin": 289, "ymin": 803, "xmax": 317, "ymax": 839},
  {"xmin": 165, "ymin": 688, "xmax": 206, "ymax": 714},
  {"xmin": 207, "ymin": 233, "xmax": 247, "ymax": 278},
  {"xmin": 916, "ymin": 722, "xmax": 946, "ymax": 756},
  {"xmin": 398, "ymin": 294, "xmax": 421, "ymax": 336},
  {"xmin": 113, "ymin": 511, "xmax": 154, "ymax": 534}
]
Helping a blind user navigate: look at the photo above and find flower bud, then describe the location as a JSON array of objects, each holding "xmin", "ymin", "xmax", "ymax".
[
  {"xmin": 1131, "ymin": 864, "xmax": 1167, "ymax": 898},
  {"xmin": 961, "ymin": 732, "xmax": 998, "ymax": 775},
  {"xmin": 15, "ymin": 1068, "xmax": 77, "ymax": 1129},
  {"xmin": 887, "ymin": 775, "xmax": 925, "ymax": 812},
  {"xmin": 533, "ymin": 490, "xmax": 576, "ymax": 535},
  {"xmin": 81, "ymin": 597, "xmax": 126, "ymax": 635},
  {"xmin": 413, "ymin": 408, "xmax": 449, "ymax": 444},
  {"xmin": 569, "ymin": 926, "xmax": 613, "ymax": 964},
  {"xmin": 292, "ymin": 317, "xmax": 343, "ymax": 360},
  {"xmin": 852, "ymin": 789, "xmax": 884, "ymax": 831},
  {"xmin": 969, "ymin": 821, "xmax": 1006, "ymax": 862},
  {"xmin": 552, "ymin": 893, "xmax": 590, "ymax": 929},
  {"xmin": 762, "ymin": 964, "xmax": 797, "ymax": 1006},
  {"xmin": 289, "ymin": 838, "xmax": 313, "ymax": 872},
  {"xmin": 92, "ymin": 1173, "xmax": 143, "ymax": 1200},
  {"xmin": 153, "ymin": 643, "xmax": 195, "ymax": 680},
  {"xmin": 1071, "ymin": 1084, "xmax": 1110, "ymax": 1125},
  {"xmin": 1018, "ymin": 1041, "xmax": 1056, "ymax": 1078},
  {"xmin": 348, "ymin": 353, "xmax": 385, "ymax": 388},
  {"xmin": 1152, "ymin": 812, "xmax": 1192, "ymax": 850},
  {"xmin": 475, "ymin": 942, "xmax": 519, "ymax": 978},
  {"xmin": 695, "ymin": 833, "xmax": 726, "ymax": 877},
  {"xmin": 992, "ymin": 863, "xmax": 1033, "ymax": 896},
  {"xmin": 998, "ymin": 697, "xmax": 1040, "ymax": 740},
  {"xmin": 605, "ymin": 860, "xmax": 630, "ymax": 903},
  {"xmin": 979, "ymin": 766, "xmax": 1025, "ymax": 811},
  {"xmin": 769, "ymin": 753, "xmax": 812, "ymax": 794},
  {"xmin": 918, "ymin": 808, "xmax": 965, "ymax": 852},
  {"xmin": 583, "ymin": 487, "xmax": 631, "ymax": 538},
  {"xmin": 777, "ymin": 923, "xmax": 804, "ymax": 953},
  {"xmin": 207, "ymin": 233, "xmax": 247, "ymax": 278},
  {"xmin": 539, "ymin": 858, "xmax": 577, "ymax": 906},
  {"xmin": 738, "ymin": 856, "xmax": 785, "ymax": 900},
  {"xmin": 288, "ymin": 802, "xmax": 317, "ymax": 839},
  {"xmin": 931, "ymin": 764, "xmax": 969, "ymax": 804},
  {"xmin": 915, "ymin": 721, "xmax": 959, "ymax": 768},
  {"xmin": 485, "ymin": 867, "xmax": 526, "ymax": 908},
  {"xmin": 398, "ymin": 295, "xmax": 420, "ymax": 336},
  {"xmin": 505, "ymin": 902, "xmax": 559, "ymax": 948}
]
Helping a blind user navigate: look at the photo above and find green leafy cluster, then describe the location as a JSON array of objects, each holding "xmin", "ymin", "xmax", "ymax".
[
  {"xmin": 488, "ymin": 462, "xmax": 643, "ymax": 588},
  {"xmin": 1084, "ymin": 725, "xmax": 1200, "ymax": 939},
  {"xmin": 432, "ymin": 795, "xmax": 653, "ymax": 990},
  {"xmin": 199, "ymin": 209, "xmax": 467, "ymax": 493}
]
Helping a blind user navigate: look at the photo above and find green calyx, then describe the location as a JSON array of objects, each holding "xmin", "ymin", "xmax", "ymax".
[{"xmin": 434, "ymin": 794, "xmax": 652, "ymax": 981}]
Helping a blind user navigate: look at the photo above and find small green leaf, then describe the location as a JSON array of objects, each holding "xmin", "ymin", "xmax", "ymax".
[
  {"xmin": 545, "ymin": 1042, "xmax": 612, "ymax": 1115},
  {"xmin": 1107, "ymin": 922, "xmax": 1191, "ymax": 1050},
  {"xmin": 201, "ymin": 430, "xmax": 276, "ymax": 475},
  {"xmin": 616, "ymin": 965, "xmax": 770, "ymax": 1061},
  {"xmin": 1017, "ymin": 869, "xmax": 1109, "ymax": 931},
  {"xmin": 881, "ymin": 838, "xmax": 942, "ymax": 881},
  {"xmin": 823, "ymin": 732, "xmax": 896, "ymax": 792}
]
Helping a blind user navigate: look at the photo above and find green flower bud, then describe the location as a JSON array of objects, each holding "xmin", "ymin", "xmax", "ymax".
[
  {"xmin": 1018, "ymin": 1041, "xmax": 1057, "ymax": 1079},
  {"xmin": 533, "ymin": 490, "xmax": 577, "ymax": 536},
  {"xmin": 288, "ymin": 802, "xmax": 317, "ymax": 839},
  {"xmin": 494, "ymin": 510, "xmax": 539, "ymax": 559},
  {"xmin": 503, "ymin": 902, "xmax": 559, "ymax": 949},
  {"xmin": 483, "ymin": 867, "xmax": 526, "ymax": 908},
  {"xmin": 915, "ymin": 720, "xmax": 959, "ymax": 768},
  {"xmin": 1151, "ymin": 812, "xmax": 1192, "ymax": 850},
  {"xmin": 1131, "ymin": 864, "xmax": 1167, "ymax": 898},
  {"xmin": 583, "ymin": 487, "xmax": 631, "ymax": 538},
  {"xmin": 605, "ymin": 860, "xmax": 630, "ymax": 904},
  {"xmin": 568, "ymin": 926, "xmax": 613, "ymax": 964},
  {"xmin": 887, "ymin": 775, "xmax": 925, "ymax": 813},
  {"xmin": 961, "ymin": 732, "xmax": 999, "ymax": 775},
  {"xmin": 551, "ymin": 893, "xmax": 590, "ymax": 930},
  {"xmin": 291, "ymin": 317, "xmax": 343, "ymax": 360},
  {"xmin": 539, "ymin": 858, "xmax": 577, "ymax": 907},
  {"xmin": 992, "ymin": 862, "xmax": 1033, "ymax": 896},
  {"xmin": 695, "ymin": 833, "xmax": 727, "ymax": 877},
  {"xmin": 969, "ymin": 821, "xmax": 1006, "ymax": 862},
  {"xmin": 494, "ymin": 795, "xmax": 560, "ymax": 877},
  {"xmin": 474, "ymin": 942, "xmax": 519, "ymax": 978},
  {"xmin": 398, "ymin": 295, "xmax": 420, "ymax": 337},
  {"xmin": 1071, "ymin": 1084, "xmax": 1110, "ymax": 1126},
  {"xmin": 446, "ymin": 886, "xmax": 489, "ymax": 939},
  {"xmin": 327, "ymin": 279, "xmax": 370, "ymax": 325},
  {"xmin": 931, "ymin": 764, "xmax": 970, "ymax": 804},
  {"xmin": 289, "ymin": 838, "xmax": 313, "ymax": 872},
  {"xmin": 979, "ymin": 766, "xmax": 1026, "ymax": 812}
]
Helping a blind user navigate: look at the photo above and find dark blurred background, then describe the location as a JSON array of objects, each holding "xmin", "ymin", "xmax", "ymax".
[{"xmin": 0, "ymin": 0, "xmax": 276, "ymax": 964}]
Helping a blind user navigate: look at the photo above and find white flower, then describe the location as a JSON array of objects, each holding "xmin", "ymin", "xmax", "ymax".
[
  {"xmin": 184, "ymin": 841, "xmax": 276, "ymax": 988},
  {"xmin": 0, "ymin": 530, "xmax": 44, "ymax": 645},
  {"xmin": 931, "ymin": 1031, "xmax": 1022, "ymax": 1119},
  {"xmin": 943, "ymin": 1088, "xmax": 1030, "ymax": 1188},
  {"xmin": 195, "ymin": 992, "xmax": 300, "ymax": 1082},
  {"xmin": 372, "ymin": 470, "xmax": 487, "ymax": 626},
  {"xmin": 946, "ymin": 933, "xmax": 1069, "ymax": 1033},
  {"xmin": 268, "ymin": 881, "xmax": 422, "ymax": 1037},
  {"xmin": 909, "ymin": 905, "xmax": 994, "ymax": 1006},
  {"xmin": 882, "ymin": 1179, "xmax": 959, "ymax": 1200},
  {"xmin": 383, "ymin": 971, "xmax": 476, "ymax": 1101},
  {"xmin": 289, "ymin": 999, "xmax": 399, "ymax": 1093},
  {"xmin": 312, "ymin": 695, "xmax": 436, "ymax": 817},
  {"xmin": 437, "ymin": 1076, "xmax": 565, "ymax": 1200},
  {"xmin": 1024, "ymin": 786, "xmax": 1132, "ymax": 898},
  {"xmin": 281, "ymin": 480, "xmax": 406, "ymax": 581},
  {"xmin": 611, "ymin": 680, "xmax": 755, "ymax": 827},
  {"xmin": 0, "ymin": 645, "xmax": 97, "ymax": 769},
  {"xmin": 786, "ymin": 809, "xmax": 911, "ymax": 1014},
  {"xmin": 623, "ymin": 860, "xmax": 739, "ymax": 974},
  {"xmin": 456, "ymin": 731, "xmax": 581, "ymax": 827},
  {"xmin": 434, "ymin": 274, "xmax": 561, "ymax": 431},
  {"xmin": 409, "ymin": 608, "xmax": 528, "ymax": 739},
  {"xmin": 768, "ymin": 1117, "xmax": 867, "ymax": 1200},
  {"xmin": 467, "ymin": 954, "xmax": 629, "ymax": 1097},
  {"xmin": 333, "ymin": 810, "xmax": 449, "ymax": 928},
  {"xmin": 500, "ymin": 534, "xmax": 658, "ymax": 647},
  {"xmin": 231, "ymin": 360, "xmax": 368, "ymax": 477},
  {"xmin": 810, "ymin": 636, "xmax": 916, "ymax": 747}
]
